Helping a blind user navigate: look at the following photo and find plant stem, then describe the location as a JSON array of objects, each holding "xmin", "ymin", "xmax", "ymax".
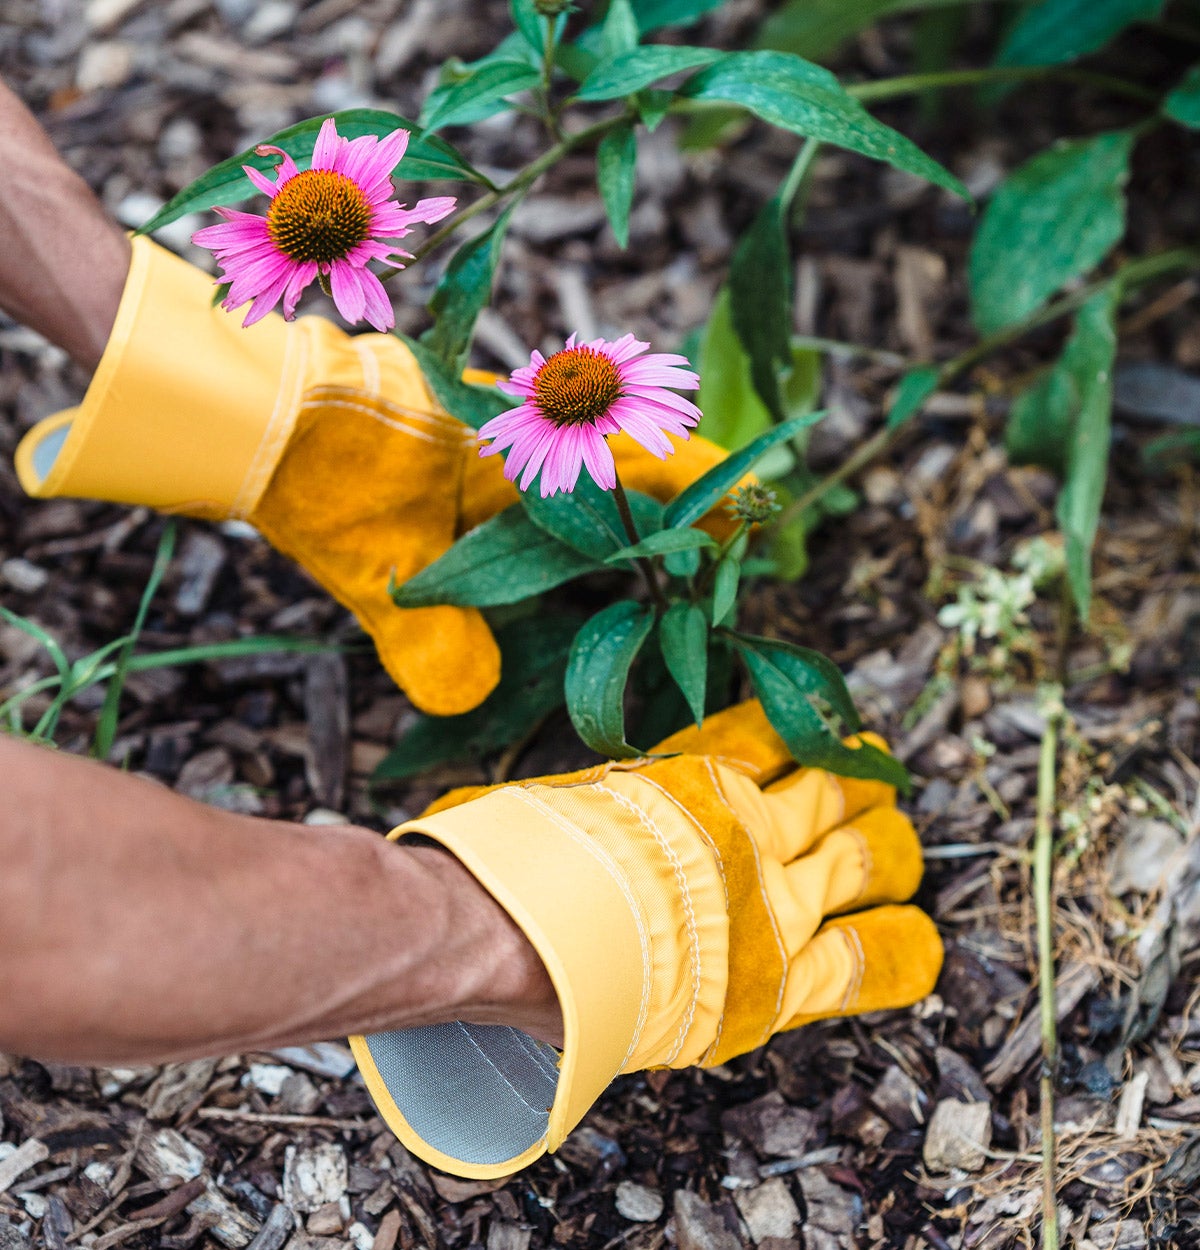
[
  {"xmin": 613, "ymin": 473, "xmax": 668, "ymax": 612},
  {"xmin": 379, "ymin": 113, "xmax": 629, "ymax": 280},
  {"xmin": 779, "ymin": 137, "xmax": 820, "ymax": 209},
  {"xmin": 848, "ymin": 65, "xmax": 1159, "ymax": 107},
  {"xmin": 1034, "ymin": 684, "xmax": 1064, "ymax": 1250},
  {"xmin": 775, "ymin": 246, "xmax": 1200, "ymax": 529},
  {"xmin": 541, "ymin": 17, "xmax": 564, "ymax": 142}
]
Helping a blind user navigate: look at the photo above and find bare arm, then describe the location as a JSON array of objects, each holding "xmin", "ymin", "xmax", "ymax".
[
  {"xmin": 0, "ymin": 735, "xmax": 561, "ymax": 1063},
  {"xmin": 0, "ymin": 77, "xmax": 130, "ymax": 370}
]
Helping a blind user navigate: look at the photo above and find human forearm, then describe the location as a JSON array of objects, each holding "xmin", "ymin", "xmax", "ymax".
[
  {"xmin": 0, "ymin": 78, "xmax": 130, "ymax": 369},
  {"xmin": 0, "ymin": 735, "xmax": 560, "ymax": 1063}
]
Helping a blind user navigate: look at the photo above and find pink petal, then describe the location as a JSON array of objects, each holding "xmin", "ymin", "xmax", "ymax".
[
  {"xmin": 311, "ymin": 118, "xmax": 341, "ymax": 170},
  {"xmin": 619, "ymin": 360, "xmax": 701, "ymax": 389},
  {"xmin": 255, "ymin": 146, "xmax": 300, "ymax": 186},
  {"xmin": 244, "ymin": 164, "xmax": 281, "ymax": 199},
  {"xmin": 281, "ymin": 261, "xmax": 318, "ymax": 319},
  {"xmin": 329, "ymin": 260, "xmax": 367, "ymax": 323},
  {"xmin": 358, "ymin": 268, "xmax": 395, "ymax": 331},
  {"xmin": 579, "ymin": 427, "xmax": 616, "ymax": 491}
]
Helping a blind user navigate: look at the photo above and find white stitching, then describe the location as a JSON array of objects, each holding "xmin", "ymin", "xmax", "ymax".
[
  {"xmin": 839, "ymin": 924, "xmax": 866, "ymax": 1011},
  {"xmin": 509, "ymin": 789, "xmax": 653, "ymax": 1080},
  {"xmin": 231, "ymin": 320, "xmax": 308, "ymax": 519},
  {"xmin": 508, "ymin": 1027, "xmax": 561, "ymax": 1080},
  {"xmin": 595, "ymin": 781, "xmax": 700, "ymax": 1067},
  {"xmin": 624, "ymin": 770, "xmax": 734, "ymax": 1066},
  {"xmin": 846, "ymin": 824, "xmax": 873, "ymax": 906},
  {"xmin": 453, "ymin": 1021, "xmax": 545, "ymax": 1114}
]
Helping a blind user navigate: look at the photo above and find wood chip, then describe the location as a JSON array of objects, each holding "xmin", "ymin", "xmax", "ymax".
[
  {"xmin": 923, "ymin": 1100, "xmax": 993, "ymax": 1173},
  {"xmin": 0, "ymin": 1140, "xmax": 49, "ymax": 1195}
]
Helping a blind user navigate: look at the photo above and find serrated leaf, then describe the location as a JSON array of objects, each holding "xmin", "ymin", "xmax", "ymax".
[
  {"xmin": 996, "ymin": 0, "xmax": 1163, "ymax": 69},
  {"xmin": 679, "ymin": 52, "xmax": 969, "ymax": 200},
  {"xmin": 969, "ymin": 130, "xmax": 1132, "ymax": 334},
  {"xmin": 420, "ymin": 61, "xmax": 542, "ymax": 132},
  {"xmin": 372, "ymin": 615, "xmax": 576, "ymax": 782},
  {"xmin": 138, "ymin": 110, "xmax": 483, "ymax": 235},
  {"xmin": 1164, "ymin": 64, "xmax": 1200, "ymax": 129},
  {"xmin": 521, "ymin": 474, "xmax": 663, "ymax": 559},
  {"xmin": 665, "ymin": 409, "xmax": 825, "ymax": 529},
  {"xmin": 659, "ymin": 602, "xmax": 708, "ymax": 725},
  {"xmin": 1056, "ymin": 286, "xmax": 1119, "ymax": 620},
  {"xmin": 712, "ymin": 556, "xmax": 740, "ymax": 626},
  {"xmin": 631, "ymin": 0, "xmax": 725, "ymax": 32},
  {"xmin": 397, "ymin": 334, "xmax": 512, "ymax": 430},
  {"xmin": 577, "ymin": 46, "xmax": 722, "ymax": 100},
  {"xmin": 730, "ymin": 632, "xmax": 909, "ymax": 788},
  {"xmin": 597, "ymin": 122, "xmax": 638, "ymax": 248},
  {"xmin": 424, "ymin": 205, "xmax": 517, "ymax": 369},
  {"xmin": 606, "ymin": 527, "xmax": 716, "ymax": 563},
  {"xmin": 390, "ymin": 506, "xmax": 601, "ymax": 607},
  {"xmin": 886, "ymin": 365, "xmax": 940, "ymax": 429},
  {"xmin": 565, "ymin": 600, "xmax": 655, "ymax": 757}
]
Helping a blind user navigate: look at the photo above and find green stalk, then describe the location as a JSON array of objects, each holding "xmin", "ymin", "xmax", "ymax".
[
  {"xmin": 541, "ymin": 16, "xmax": 564, "ymax": 141},
  {"xmin": 612, "ymin": 472, "xmax": 668, "ymax": 612},
  {"xmin": 1034, "ymin": 684, "xmax": 1064, "ymax": 1250},
  {"xmin": 848, "ymin": 65, "xmax": 1159, "ymax": 107},
  {"xmin": 378, "ymin": 112, "xmax": 630, "ymax": 280},
  {"xmin": 775, "ymin": 247, "xmax": 1200, "ymax": 529}
]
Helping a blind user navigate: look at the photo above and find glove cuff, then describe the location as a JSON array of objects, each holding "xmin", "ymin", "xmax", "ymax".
[
  {"xmin": 349, "ymin": 773, "xmax": 729, "ymax": 1178},
  {"xmin": 15, "ymin": 236, "xmax": 298, "ymax": 518}
]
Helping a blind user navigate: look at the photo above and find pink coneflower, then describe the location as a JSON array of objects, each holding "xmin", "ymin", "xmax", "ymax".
[
  {"xmin": 478, "ymin": 334, "xmax": 702, "ymax": 497},
  {"xmin": 192, "ymin": 118, "xmax": 455, "ymax": 331}
]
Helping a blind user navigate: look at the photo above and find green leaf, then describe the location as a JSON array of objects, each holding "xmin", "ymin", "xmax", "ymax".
[
  {"xmin": 665, "ymin": 409, "xmax": 825, "ymax": 529},
  {"xmin": 730, "ymin": 191, "xmax": 794, "ymax": 421},
  {"xmin": 597, "ymin": 122, "xmax": 638, "ymax": 248},
  {"xmin": 397, "ymin": 334, "xmax": 513, "ymax": 430},
  {"xmin": 1056, "ymin": 286, "xmax": 1119, "ymax": 620},
  {"xmin": 730, "ymin": 632, "xmax": 909, "ymax": 788},
  {"xmin": 138, "ymin": 111, "xmax": 483, "ymax": 235},
  {"xmin": 1007, "ymin": 363, "xmax": 1074, "ymax": 473},
  {"xmin": 565, "ymin": 600, "xmax": 655, "ymax": 757},
  {"xmin": 886, "ymin": 365, "xmax": 940, "ymax": 429},
  {"xmin": 521, "ymin": 473, "xmax": 663, "ymax": 560},
  {"xmin": 659, "ymin": 603, "xmax": 708, "ymax": 725},
  {"xmin": 996, "ymin": 0, "xmax": 1164, "ymax": 70},
  {"xmin": 390, "ymin": 506, "xmax": 602, "ymax": 607},
  {"xmin": 679, "ymin": 52, "xmax": 969, "ymax": 200},
  {"xmin": 601, "ymin": 0, "xmax": 641, "ymax": 56},
  {"xmin": 606, "ymin": 527, "xmax": 716, "ymax": 563},
  {"xmin": 712, "ymin": 556, "xmax": 740, "ymax": 626},
  {"xmin": 665, "ymin": 546, "xmax": 702, "ymax": 578},
  {"xmin": 424, "ymin": 206, "xmax": 517, "ymax": 370},
  {"xmin": 753, "ymin": 0, "xmax": 900, "ymax": 62},
  {"xmin": 1164, "ymin": 64, "xmax": 1200, "ymax": 129},
  {"xmin": 511, "ymin": 0, "xmax": 545, "ymax": 51},
  {"xmin": 420, "ymin": 61, "xmax": 542, "ymax": 132},
  {"xmin": 631, "ymin": 0, "xmax": 725, "ymax": 32},
  {"xmin": 635, "ymin": 87, "xmax": 674, "ymax": 129},
  {"xmin": 697, "ymin": 289, "xmax": 776, "ymax": 450},
  {"xmin": 1143, "ymin": 428, "xmax": 1200, "ymax": 467},
  {"xmin": 969, "ymin": 130, "xmax": 1132, "ymax": 334},
  {"xmin": 577, "ymin": 46, "xmax": 722, "ymax": 100},
  {"xmin": 372, "ymin": 614, "xmax": 576, "ymax": 782}
]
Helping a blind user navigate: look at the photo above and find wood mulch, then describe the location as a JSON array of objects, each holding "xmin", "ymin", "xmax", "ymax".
[{"xmin": 1, "ymin": 2, "xmax": 1199, "ymax": 1247}]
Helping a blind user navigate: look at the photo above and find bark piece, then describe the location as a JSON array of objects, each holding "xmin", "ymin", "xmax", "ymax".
[
  {"xmin": 923, "ymin": 1100, "xmax": 992, "ymax": 1173},
  {"xmin": 673, "ymin": 1191, "xmax": 742, "ymax": 1250},
  {"xmin": 722, "ymin": 1092, "xmax": 817, "ymax": 1159},
  {"xmin": 615, "ymin": 1181, "xmax": 663, "ymax": 1222},
  {"xmin": 733, "ymin": 1179, "xmax": 800, "ymax": 1243},
  {"xmin": 283, "ymin": 1145, "xmax": 347, "ymax": 1215},
  {"xmin": 0, "ymin": 1139, "xmax": 49, "ymax": 1194}
]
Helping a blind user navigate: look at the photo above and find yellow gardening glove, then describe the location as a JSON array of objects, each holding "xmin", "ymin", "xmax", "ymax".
[
  {"xmin": 14, "ymin": 237, "xmax": 731, "ymax": 715},
  {"xmin": 349, "ymin": 701, "xmax": 942, "ymax": 1178}
]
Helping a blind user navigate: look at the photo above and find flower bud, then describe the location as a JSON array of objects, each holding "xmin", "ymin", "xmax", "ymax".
[{"xmin": 728, "ymin": 484, "xmax": 781, "ymax": 525}]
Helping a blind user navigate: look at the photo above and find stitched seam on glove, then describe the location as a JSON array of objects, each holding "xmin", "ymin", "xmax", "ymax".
[
  {"xmin": 704, "ymin": 758, "xmax": 789, "ymax": 1057},
  {"xmin": 839, "ymin": 924, "xmax": 866, "ymax": 1012},
  {"xmin": 510, "ymin": 786, "xmax": 654, "ymax": 1075},
  {"xmin": 594, "ymin": 780, "xmax": 701, "ymax": 1067},
  {"xmin": 298, "ymin": 395, "xmax": 469, "ymax": 446},
  {"xmin": 845, "ymin": 825, "xmax": 873, "ymax": 909},
  {"xmin": 231, "ymin": 321, "xmax": 310, "ymax": 520},
  {"xmin": 453, "ymin": 1021, "xmax": 551, "ymax": 1114},
  {"xmin": 353, "ymin": 337, "xmax": 382, "ymax": 395}
]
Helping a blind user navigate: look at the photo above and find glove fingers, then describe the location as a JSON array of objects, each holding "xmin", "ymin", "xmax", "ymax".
[
  {"xmin": 778, "ymin": 904, "xmax": 943, "ymax": 1028},
  {"xmin": 653, "ymin": 701, "xmax": 793, "ymax": 783}
]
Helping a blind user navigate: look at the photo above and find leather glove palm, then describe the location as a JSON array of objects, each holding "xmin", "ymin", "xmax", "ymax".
[
  {"xmin": 15, "ymin": 237, "xmax": 730, "ymax": 715},
  {"xmin": 350, "ymin": 701, "xmax": 942, "ymax": 1177}
]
